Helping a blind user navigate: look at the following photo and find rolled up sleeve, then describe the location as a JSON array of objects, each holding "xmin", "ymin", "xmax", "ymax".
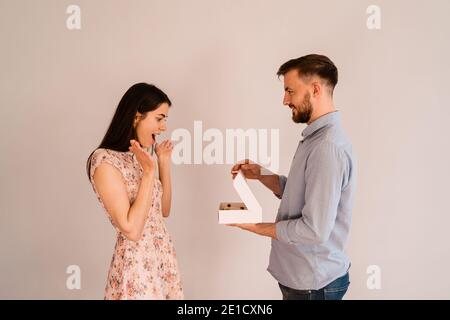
[
  {"xmin": 274, "ymin": 175, "xmax": 288, "ymax": 199},
  {"xmin": 276, "ymin": 142, "xmax": 346, "ymax": 245}
]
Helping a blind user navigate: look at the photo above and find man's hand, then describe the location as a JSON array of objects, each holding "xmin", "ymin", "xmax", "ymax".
[
  {"xmin": 227, "ymin": 223, "xmax": 277, "ymax": 240},
  {"xmin": 231, "ymin": 159, "xmax": 262, "ymax": 180},
  {"xmin": 231, "ymin": 159, "xmax": 282, "ymax": 196}
]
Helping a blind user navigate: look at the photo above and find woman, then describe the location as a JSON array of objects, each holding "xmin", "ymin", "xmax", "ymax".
[{"xmin": 86, "ymin": 83, "xmax": 183, "ymax": 300}]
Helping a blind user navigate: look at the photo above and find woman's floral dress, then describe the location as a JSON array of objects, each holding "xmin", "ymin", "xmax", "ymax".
[{"xmin": 89, "ymin": 148, "xmax": 183, "ymax": 300}]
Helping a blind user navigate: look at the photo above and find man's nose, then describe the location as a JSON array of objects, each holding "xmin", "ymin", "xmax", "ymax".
[{"xmin": 283, "ymin": 95, "xmax": 290, "ymax": 106}]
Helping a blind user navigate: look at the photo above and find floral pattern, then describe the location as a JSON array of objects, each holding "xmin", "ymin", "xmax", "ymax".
[{"xmin": 89, "ymin": 148, "xmax": 183, "ymax": 300}]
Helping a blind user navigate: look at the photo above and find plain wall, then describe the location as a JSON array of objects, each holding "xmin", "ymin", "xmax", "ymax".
[{"xmin": 1, "ymin": 0, "xmax": 450, "ymax": 299}]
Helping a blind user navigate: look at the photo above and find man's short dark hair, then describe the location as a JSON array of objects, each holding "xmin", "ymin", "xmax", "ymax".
[{"xmin": 277, "ymin": 54, "xmax": 338, "ymax": 93}]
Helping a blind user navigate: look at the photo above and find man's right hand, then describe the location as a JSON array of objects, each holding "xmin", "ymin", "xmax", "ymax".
[{"xmin": 231, "ymin": 159, "xmax": 262, "ymax": 180}]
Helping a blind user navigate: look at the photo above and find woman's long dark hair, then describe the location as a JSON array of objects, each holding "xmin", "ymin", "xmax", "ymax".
[{"xmin": 86, "ymin": 83, "xmax": 172, "ymax": 181}]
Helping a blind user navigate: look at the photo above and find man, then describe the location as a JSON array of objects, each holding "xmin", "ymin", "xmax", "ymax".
[{"xmin": 229, "ymin": 54, "xmax": 357, "ymax": 300}]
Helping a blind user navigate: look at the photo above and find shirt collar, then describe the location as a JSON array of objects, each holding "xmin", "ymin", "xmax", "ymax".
[{"xmin": 301, "ymin": 111, "xmax": 340, "ymax": 139}]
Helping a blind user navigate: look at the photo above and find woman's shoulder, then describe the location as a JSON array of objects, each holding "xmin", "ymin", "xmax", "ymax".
[
  {"xmin": 92, "ymin": 148, "xmax": 129, "ymax": 158},
  {"xmin": 90, "ymin": 148, "xmax": 130, "ymax": 172},
  {"xmin": 91, "ymin": 148, "xmax": 112, "ymax": 162}
]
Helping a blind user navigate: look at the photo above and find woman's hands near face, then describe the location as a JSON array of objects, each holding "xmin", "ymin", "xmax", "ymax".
[
  {"xmin": 129, "ymin": 140, "xmax": 154, "ymax": 174},
  {"xmin": 155, "ymin": 140, "xmax": 173, "ymax": 163}
]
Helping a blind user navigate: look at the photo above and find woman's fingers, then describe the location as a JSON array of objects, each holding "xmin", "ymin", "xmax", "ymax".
[
  {"xmin": 134, "ymin": 140, "xmax": 143, "ymax": 150},
  {"xmin": 130, "ymin": 140, "xmax": 147, "ymax": 157},
  {"xmin": 133, "ymin": 140, "xmax": 146, "ymax": 151},
  {"xmin": 162, "ymin": 140, "xmax": 172, "ymax": 148},
  {"xmin": 157, "ymin": 140, "xmax": 173, "ymax": 151},
  {"xmin": 166, "ymin": 141, "xmax": 173, "ymax": 150}
]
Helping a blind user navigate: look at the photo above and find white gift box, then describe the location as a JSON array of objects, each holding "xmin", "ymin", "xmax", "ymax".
[{"xmin": 218, "ymin": 170, "xmax": 262, "ymax": 224}]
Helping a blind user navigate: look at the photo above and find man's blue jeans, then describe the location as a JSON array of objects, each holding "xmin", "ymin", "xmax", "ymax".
[{"xmin": 278, "ymin": 273, "xmax": 350, "ymax": 300}]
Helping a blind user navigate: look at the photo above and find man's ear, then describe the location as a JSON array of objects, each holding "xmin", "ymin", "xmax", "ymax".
[{"xmin": 312, "ymin": 81, "xmax": 321, "ymax": 98}]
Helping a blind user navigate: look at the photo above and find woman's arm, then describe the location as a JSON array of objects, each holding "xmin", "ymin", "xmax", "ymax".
[
  {"xmin": 93, "ymin": 164, "xmax": 154, "ymax": 241},
  {"xmin": 156, "ymin": 140, "xmax": 174, "ymax": 218},
  {"xmin": 158, "ymin": 159, "xmax": 172, "ymax": 217},
  {"xmin": 92, "ymin": 140, "xmax": 155, "ymax": 241}
]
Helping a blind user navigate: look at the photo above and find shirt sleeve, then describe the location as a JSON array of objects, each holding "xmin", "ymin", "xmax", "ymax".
[
  {"xmin": 276, "ymin": 142, "xmax": 347, "ymax": 245},
  {"xmin": 274, "ymin": 175, "xmax": 288, "ymax": 199}
]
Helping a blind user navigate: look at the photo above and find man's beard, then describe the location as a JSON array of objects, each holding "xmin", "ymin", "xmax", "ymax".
[{"xmin": 291, "ymin": 92, "xmax": 313, "ymax": 124}]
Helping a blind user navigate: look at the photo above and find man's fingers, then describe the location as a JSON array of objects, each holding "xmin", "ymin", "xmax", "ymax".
[
  {"xmin": 241, "ymin": 164, "xmax": 255, "ymax": 171},
  {"xmin": 231, "ymin": 158, "xmax": 255, "ymax": 176},
  {"xmin": 232, "ymin": 163, "xmax": 241, "ymax": 169},
  {"xmin": 231, "ymin": 164, "xmax": 241, "ymax": 172}
]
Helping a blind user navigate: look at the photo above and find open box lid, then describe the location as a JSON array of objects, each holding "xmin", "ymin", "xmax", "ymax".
[{"xmin": 232, "ymin": 170, "xmax": 262, "ymax": 213}]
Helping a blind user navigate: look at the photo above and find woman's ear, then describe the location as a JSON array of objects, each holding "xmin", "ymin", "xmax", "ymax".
[{"xmin": 134, "ymin": 112, "xmax": 143, "ymax": 127}]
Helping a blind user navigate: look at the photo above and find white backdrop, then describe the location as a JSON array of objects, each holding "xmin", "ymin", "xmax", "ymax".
[{"xmin": 1, "ymin": 0, "xmax": 450, "ymax": 299}]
